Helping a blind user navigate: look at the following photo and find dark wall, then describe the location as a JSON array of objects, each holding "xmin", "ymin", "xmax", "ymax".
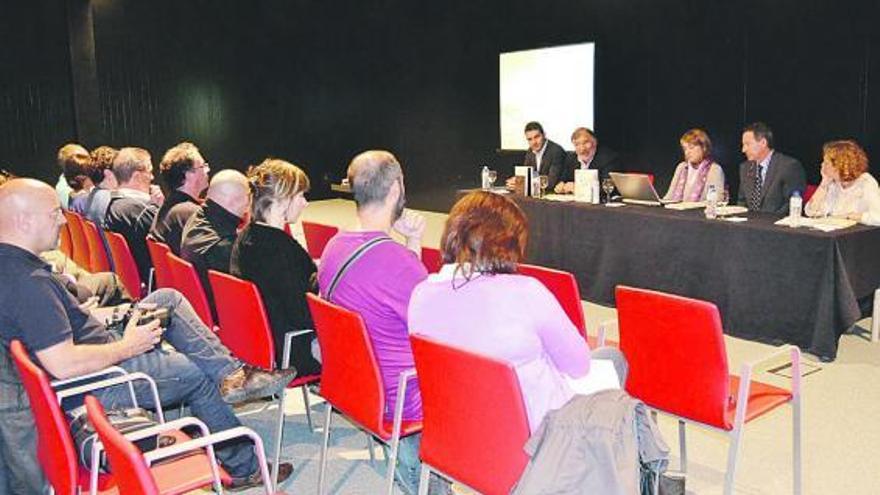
[{"xmin": 1, "ymin": 0, "xmax": 877, "ymax": 211}]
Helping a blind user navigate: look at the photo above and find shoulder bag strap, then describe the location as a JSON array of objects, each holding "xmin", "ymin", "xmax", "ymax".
[{"xmin": 325, "ymin": 236, "xmax": 394, "ymax": 302}]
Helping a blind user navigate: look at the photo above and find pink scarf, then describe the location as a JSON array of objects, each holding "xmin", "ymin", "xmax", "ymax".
[{"xmin": 670, "ymin": 160, "xmax": 711, "ymax": 202}]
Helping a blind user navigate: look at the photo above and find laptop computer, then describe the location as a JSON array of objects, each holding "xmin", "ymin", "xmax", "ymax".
[{"xmin": 609, "ymin": 172, "xmax": 678, "ymax": 206}]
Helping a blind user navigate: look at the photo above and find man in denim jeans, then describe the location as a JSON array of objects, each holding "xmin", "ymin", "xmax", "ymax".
[{"xmin": 0, "ymin": 178, "xmax": 294, "ymax": 491}]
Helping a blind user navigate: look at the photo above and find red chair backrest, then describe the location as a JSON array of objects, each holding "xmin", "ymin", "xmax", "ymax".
[
  {"xmin": 208, "ymin": 270, "xmax": 274, "ymax": 369},
  {"xmin": 82, "ymin": 219, "xmax": 111, "ymax": 272},
  {"xmin": 146, "ymin": 238, "xmax": 174, "ymax": 290},
  {"xmin": 410, "ymin": 335, "xmax": 530, "ymax": 495},
  {"xmin": 63, "ymin": 210, "xmax": 92, "ymax": 270},
  {"xmin": 85, "ymin": 396, "xmax": 159, "ymax": 495},
  {"xmin": 420, "ymin": 246, "xmax": 442, "ymax": 274},
  {"xmin": 302, "ymin": 221, "xmax": 339, "ymax": 259},
  {"xmin": 104, "ymin": 230, "xmax": 143, "ymax": 299},
  {"xmin": 59, "ymin": 222, "xmax": 73, "ymax": 258},
  {"xmin": 166, "ymin": 253, "xmax": 215, "ymax": 328},
  {"xmin": 518, "ymin": 263, "xmax": 586, "ymax": 338},
  {"xmin": 306, "ymin": 294, "xmax": 385, "ymax": 434},
  {"xmin": 9, "ymin": 340, "xmax": 80, "ymax": 495},
  {"xmin": 615, "ymin": 285, "xmax": 731, "ymax": 428},
  {"xmin": 804, "ymin": 184, "xmax": 818, "ymax": 203}
]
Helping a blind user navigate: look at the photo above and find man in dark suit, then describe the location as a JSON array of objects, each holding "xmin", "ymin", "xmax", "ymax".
[
  {"xmin": 508, "ymin": 121, "xmax": 567, "ymax": 191},
  {"xmin": 555, "ymin": 127, "xmax": 620, "ymax": 193},
  {"xmin": 737, "ymin": 122, "xmax": 806, "ymax": 214}
]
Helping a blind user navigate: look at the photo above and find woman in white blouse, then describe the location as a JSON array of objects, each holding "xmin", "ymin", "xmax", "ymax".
[
  {"xmin": 805, "ymin": 140, "xmax": 880, "ymax": 225},
  {"xmin": 663, "ymin": 128, "xmax": 725, "ymax": 202}
]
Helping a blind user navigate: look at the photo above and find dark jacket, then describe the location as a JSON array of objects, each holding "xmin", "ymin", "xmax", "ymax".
[
  {"xmin": 150, "ymin": 190, "xmax": 201, "ymax": 254},
  {"xmin": 524, "ymin": 139, "xmax": 568, "ymax": 191},
  {"xmin": 104, "ymin": 190, "xmax": 158, "ymax": 284},
  {"xmin": 561, "ymin": 146, "xmax": 621, "ymax": 183},
  {"xmin": 230, "ymin": 223, "xmax": 321, "ymax": 374},
  {"xmin": 737, "ymin": 151, "xmax": 806, "ymax": 214}
]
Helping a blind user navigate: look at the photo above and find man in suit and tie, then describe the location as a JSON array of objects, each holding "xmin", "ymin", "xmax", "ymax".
[
  {"xmin": 554, "ymin": 127, "xmax": 621, "ymax": 193},
  {"xmin": 507, "ymin": 121, "xmax": 567, "ymax": 191},
  {"xmin": 737, "ymin": 122, "xmax": 806, "ymax": 214}
]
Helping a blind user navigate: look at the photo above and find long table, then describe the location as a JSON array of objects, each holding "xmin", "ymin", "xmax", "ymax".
[{"xmin": 511, "ymin": 195, "xmax": 880, "ymax": 360}]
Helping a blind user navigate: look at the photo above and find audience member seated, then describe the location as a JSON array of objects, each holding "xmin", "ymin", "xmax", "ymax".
[
  {"xmin": 317, "ymin": 150, "xmax": 436, "ymax": 495},
  {"xmin": 0, "ymin": 178, "xmax": 295, "ymax": 490},
  {"xmin": 59, "ymin": 144, "xmax": 94, "ymax": 214},
  {"xmin": 805, "ymin": 139, "xmax": 880, "ymax": 225},
  {"xmin": 663, "ymin": 128, "xmax": 725, "ymax": 202},
  {"xmin": 55, "ymin": 143, "xmax": 88, "ymax": 209},
  {"xmin": 104, "ymin": 147, "xmax": 165, "ymax": 283},
  {"xmin": 229, "ymin": 160, "xmax": 320, "ymax": 373},
  {"xmin": 555, "ymin": 127, "xmax": 621, "ymax": 193},
  {"xmin": 409, "ymin": 190, "xmax": 627, "ymax": 433},
  {"xmin": 83, "ymin": 146, "xmax": 119, "ymax": 227},
  {"xmin": 181, "ymin": 169, "xmax": 251, "ymax": 312},
  {"xmin": 150, "ymin": 142, "xmax": 209, "ymax": 254}
]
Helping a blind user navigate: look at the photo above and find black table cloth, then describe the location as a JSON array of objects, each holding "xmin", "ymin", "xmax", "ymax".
[{"xmin": 511, "ymin": 195, "xmax": 880, "ymax": 360}]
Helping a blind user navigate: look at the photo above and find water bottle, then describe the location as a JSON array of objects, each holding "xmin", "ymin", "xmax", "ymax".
[
  {"xmin": 789, "ymin": 190, "xmax": 803, "ymax": 227},
  {"xmin": 705, "ymin": 184, "xmax": 718, "ymax": 219},
  {"xmin": 481, "ymin": 165, "xmax": 490, "ymax": 190}
]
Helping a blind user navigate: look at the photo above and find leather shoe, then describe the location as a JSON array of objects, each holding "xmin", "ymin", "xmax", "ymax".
[
  {"xmin": 227, "ymin": 462, "xmax": 293, "ymax": 491},
  {"xmin": 220, "ymin": 365, "xmax": 297, "ymax": 404}
]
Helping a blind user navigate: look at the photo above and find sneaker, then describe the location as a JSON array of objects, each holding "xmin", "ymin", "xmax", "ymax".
[
  {"xmin": 227, "ymin": 462, "xmax": 293, "ymax": 492},
  {"xmin": 220, "ymin": 365, "xmax": 297, "ymax": 404}
]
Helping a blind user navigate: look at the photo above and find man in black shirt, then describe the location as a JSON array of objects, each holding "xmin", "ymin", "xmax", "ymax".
[
  {"xmin": 0, "ymin": 178, "xmax": 294, "ymax": 488},
  {"xmin": 181, "ymin": 170, "xmax": 251, "ymax": 313},
  {"xmin": 150, "ymin": 142, "xmax": 209, "ymax": 254},
  {"xmin": 105, "ymin": 147, "xmax": 164, "ymax": 285}
]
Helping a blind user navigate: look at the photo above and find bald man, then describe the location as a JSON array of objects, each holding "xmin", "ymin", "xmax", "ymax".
[{"xmin": 0, "ymin": 178, "xmax": 294, "ymax": 489}]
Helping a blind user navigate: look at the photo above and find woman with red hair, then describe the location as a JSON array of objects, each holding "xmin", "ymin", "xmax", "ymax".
[
  {"xmin": 408, "ymin": 191, "xmax": 625, "ymax": 432},
  {"xmin": 805, "ymin": 140, "xmax": 880, "ymax": 225}
]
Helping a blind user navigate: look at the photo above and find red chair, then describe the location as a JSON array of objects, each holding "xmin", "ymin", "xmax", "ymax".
[
  {"xmin": 420, "ymin": 246, "xmax": 442, "ymax": 274},
  {"xmin": 84, "ymin": 396, "xmax": 280, "ymax": 495},
  {"xmin": 208, "ymin": 270, "xmax": 320, "ymax": 479},
  {"xmin": 306, "ymin": 293, "xmax": 422, "ymax": 495},
  {"xmin": 59, "ymin": 222, "xmax": 73, "ymax": 258},
  {"xmin": 8, "ymin": 340, "xmax": 216, "ymax": 495},
  {"xmin": 517, "ymin": 263, "xmax": 612, "ymax": 347},
  {"xmin": 105, "ymin": 230, "xmax": 144, "ymax": 299},
  {"xmin": 410, "ymin": 335, "xmax": 530, "ymax": 495},
  {"xmin": 82, "ymin": 218, "xmax": 111, "ymax": 272},
  {"xmin": 803, "ymin": 184, "xmax": 818, "ymax": 203},
  {"xmin": 615, "ymin": 286, "xmax": 802, "ymax": 495},
  {"xmin": 63, "ymin": 210, "xmax": 92, "ymax": 270},
  {"xmin": 146, "ymin": 238, "xmax": 174, "ymax": 290},
  {"xmin": 302, "ymin": 221, "xmax": 339, "ymax": 259},
  {"xmin": 166, "ymin": 253, "xmax": 215, "ymax": 329}
]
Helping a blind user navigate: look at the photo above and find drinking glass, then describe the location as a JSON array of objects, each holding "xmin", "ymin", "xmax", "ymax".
[
  {"xmin": 487, "ymin": 170, "xmax": 498, "ymax": 188},
  {"xmin": 717, "ymin": 185, "xmax": 730, "ymax": 208},
  {"xmin": 602, "ymin": 178, "xmax": 615, "ymax": 204},
  {"xmin": 538, "ymin": 175, "xmax": 549, "ymax": 198}
]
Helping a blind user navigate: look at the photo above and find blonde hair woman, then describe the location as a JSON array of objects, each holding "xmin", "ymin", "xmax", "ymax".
[{"xmin": 230, "ymin": 158, "xmax": 321, "ymax": 373}]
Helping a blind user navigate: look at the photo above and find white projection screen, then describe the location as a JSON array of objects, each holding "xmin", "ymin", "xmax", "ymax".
[{"xmin": 499, "ymin": 42, "xmax": 595, "ymax": 151}]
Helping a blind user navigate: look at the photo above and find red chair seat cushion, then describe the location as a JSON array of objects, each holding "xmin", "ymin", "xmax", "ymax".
[
  {"xmin": 77, "ymin": 429, "xmax": 231, "ymax": 495},
  {"xmin": 288, "ymin": 373, "xmax": 321, "ymax": 388},
  {"xmin": 724, "ymin": 376, "xmax": 792, "ymax": 430},
  {"xmin": 376, "ymin": 419, "xmax": 423, "ymax": 441}
]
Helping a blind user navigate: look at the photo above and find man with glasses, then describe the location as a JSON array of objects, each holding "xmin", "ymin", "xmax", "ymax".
[
  {"xmin": 150, "ymin": 142, "xmax": 210, "ymax": 254},
  {"xmin": 105, "ymin": 147, "xmax": 165, "ymax": 285}
]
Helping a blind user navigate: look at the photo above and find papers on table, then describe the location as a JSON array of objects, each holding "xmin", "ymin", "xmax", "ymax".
[
  {"xmin": 664, "ymin": 201, "xmax": 705, "ymax": 210},
  {"xmin": 774, "ymin": 216, "xmax": 858, "ymax": 231},
  {"xmin": 717, "ymin": 205, "xmax": 748, "ymax": 216},
  {"xmin": 722, "ymin": 216, "xmax": 748, "ymax": 222},
  {"xmin": 543, "ymin": 193, "xmax": 577, "ymax": 202},
  {"xmin": 564, "ymin": 359, "xmax": 620, "ymax": 397}
]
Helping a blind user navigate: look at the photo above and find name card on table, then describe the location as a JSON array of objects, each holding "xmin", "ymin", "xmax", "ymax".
[
  {"xmin": 574, "ymin": 169, "xmax": 599, "ymax": 203},
  {"xmin": 514, "ymin": 166, "xmax": 533, "ymax": 196}
]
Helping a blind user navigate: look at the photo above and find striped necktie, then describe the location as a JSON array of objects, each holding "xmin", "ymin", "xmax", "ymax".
[{"xmin": 748, "ymin": 163, "xmax": 763, "ymax": 211}]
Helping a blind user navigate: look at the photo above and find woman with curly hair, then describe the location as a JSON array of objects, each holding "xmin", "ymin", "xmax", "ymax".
[
  {"xmin": 805, "ymin": 140, "xmax": 880, "ymax": 225},
  {"xmin": 230, "ymin": 158, "xmax": 321, "ymax": 374}
]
